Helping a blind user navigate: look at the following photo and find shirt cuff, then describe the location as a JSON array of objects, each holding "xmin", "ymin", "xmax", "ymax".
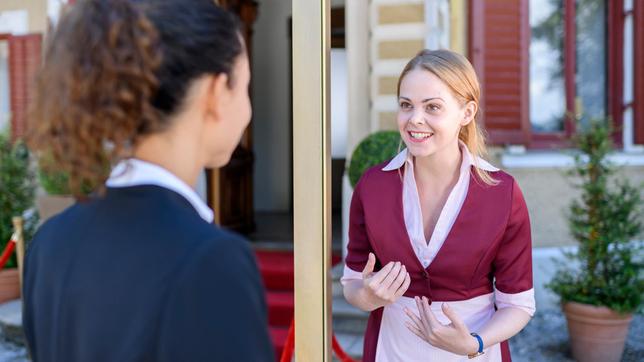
[
  {"xmin": 494, "ymin": 287, "xmax": 536, "ymax": 316},
  {"xmin": 340, "ymin": 264, "xmax": 363, "ymax": 286}
]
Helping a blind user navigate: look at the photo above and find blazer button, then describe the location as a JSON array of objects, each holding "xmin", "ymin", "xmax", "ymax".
[{"xmin": 422, "ymin": 271, "xmax": 429, "ymax": 279}]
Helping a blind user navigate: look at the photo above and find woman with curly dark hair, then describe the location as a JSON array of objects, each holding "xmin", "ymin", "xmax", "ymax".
[{"xmin": 23, "ymin": 1, "xmax": 273, "ymax": 361}]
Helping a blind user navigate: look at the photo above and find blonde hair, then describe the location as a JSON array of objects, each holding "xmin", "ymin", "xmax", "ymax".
[{"xmin": 397, "ymin": 49, "xmax": 497, "ymax": 186}]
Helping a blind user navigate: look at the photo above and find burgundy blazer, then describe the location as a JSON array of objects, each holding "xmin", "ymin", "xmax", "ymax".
[{"xmin": 345, "ymin": 163, "xmax": 532, "ymax": 362}]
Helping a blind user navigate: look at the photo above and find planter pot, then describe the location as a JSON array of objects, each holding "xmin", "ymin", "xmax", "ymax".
[
  {"xmin": 36, "ymin": 195, "xmax": 75, "ymax": 224},
  {"xmin": 562, "ymin": 301, "xmax": 632, "ymax": 362},
  {"xmin": 0, "ymin": 269, "xmax": 20, "ymax": 304}
]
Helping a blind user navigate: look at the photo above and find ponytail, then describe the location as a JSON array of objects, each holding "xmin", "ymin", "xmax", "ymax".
[
  {"xmin": 29, "ymin": 0, "xmax": 161, "ymax": 197},
  {"xmin": 28, "ymin": 0, "xmax": 243, "ymax": 197}
]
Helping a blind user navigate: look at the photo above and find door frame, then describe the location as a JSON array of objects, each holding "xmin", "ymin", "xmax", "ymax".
[{"xmin": 292, "ymin": 0, "xmax": 332, "ymax": 360}]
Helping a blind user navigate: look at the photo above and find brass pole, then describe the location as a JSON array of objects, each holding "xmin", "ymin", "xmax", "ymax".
[
  {"xmin": 12, "ymin": 217, "xmax": 25, "ymax": 294},
  {"xmin": 292, "ymin": 0, "xmax": 332, "ymax": 360}
]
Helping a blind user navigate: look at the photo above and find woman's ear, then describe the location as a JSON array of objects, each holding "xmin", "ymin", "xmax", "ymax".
[
  {"xmin": 461, "ymin": 100, "xmax": 477, "ymax": 126},
  {"xmin": 202, "ymin": 72, "xmax": 230, "ymax": 123}
]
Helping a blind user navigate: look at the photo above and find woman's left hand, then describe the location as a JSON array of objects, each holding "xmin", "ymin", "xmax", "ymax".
[{"xmin": 404, "ymin": 296, "xmax": 480, "ymax": 356}]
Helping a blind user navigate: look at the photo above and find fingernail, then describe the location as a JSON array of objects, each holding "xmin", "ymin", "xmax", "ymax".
[{"xmin": 444, "ymin": 303, "xmax": 450, "ymax": 309}]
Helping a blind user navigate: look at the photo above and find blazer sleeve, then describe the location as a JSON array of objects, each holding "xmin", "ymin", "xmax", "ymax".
[
  {"xmin": 343, "ymin": 176, "xmax": 375, "ymax": 277},
  {"xmin": 157, "ymin": 232, "xmax": 274, "ymax": 362},
  {"xmin": 493, "ymin": 179, "xmax": 535, "ymax": 315}
]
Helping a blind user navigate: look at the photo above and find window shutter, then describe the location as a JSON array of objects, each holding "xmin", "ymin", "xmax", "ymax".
[
  {"xmin": 9, "ymin": 33, "xmax": 42, "ymax": 141},
  {"xmin": 470, "ymin": 0, "xmax": 530, "ymax": 146}
]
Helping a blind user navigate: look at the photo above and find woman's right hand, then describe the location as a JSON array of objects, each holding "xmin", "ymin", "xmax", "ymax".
[{"xmin": 361, "ymin": 252, "xmax": 411, "ymax": 308}]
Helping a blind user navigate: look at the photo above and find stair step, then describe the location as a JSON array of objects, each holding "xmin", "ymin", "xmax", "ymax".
[
  {"xmin": 257, "ymin": 250, "xmax": 349, "ymax": 360},
  {"xmin": 333, "ymin": 331, "xmax": 364, "ymax": 360},
  {"xmin": 256, "ymin": 250, "xmax": 294, "ymax": 291},
  {"xmin": 332, "ymin": 296, "xmax": 369, "ymax": 335},
  {"xmin": 251, "ymin": 241, "xmax": 294, "ymax": 252},
  {"xmin": 267, "ymin": 291, "xmax": 294, "ymax": 327},
  {"xmin": 331, "ymin": 263, "xmax": 345, "ymax": 298},
  {"xmin": 332, "ymin": 295, "xmax": 368, "ymax": 318},
  {"xmin": 270, "ymin": 326, "xmax": 289, "ymax": 362}
]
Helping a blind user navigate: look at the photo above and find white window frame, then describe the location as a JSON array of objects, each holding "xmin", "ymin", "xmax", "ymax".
[{"xmin": 425, "ymin": 0, "xmax": 450, "ymax": 50}]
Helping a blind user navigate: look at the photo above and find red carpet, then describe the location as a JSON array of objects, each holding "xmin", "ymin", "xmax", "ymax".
[{"xmin": 255, "ymin": 249, "xmax": 341, "ymax": 360}]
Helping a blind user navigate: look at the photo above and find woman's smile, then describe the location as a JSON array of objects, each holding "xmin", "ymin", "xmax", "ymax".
[{"xmin": 406, "ymin": 130, "xmax": 434, "ymax": 143}]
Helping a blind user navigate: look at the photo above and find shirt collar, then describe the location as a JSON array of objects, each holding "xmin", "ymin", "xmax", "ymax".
[
  {"xmin": 106, "ymin": 159, "xmax": 214, "ymax": 223},
  {"xmin": 382, "ymin": 141, "xmax": 499, "ymax": 172}
]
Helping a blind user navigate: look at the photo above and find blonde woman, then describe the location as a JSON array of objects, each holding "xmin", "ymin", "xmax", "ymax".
[{"xmin": 342, "ymin": 49, "xmax": 535, "ymax": 361}]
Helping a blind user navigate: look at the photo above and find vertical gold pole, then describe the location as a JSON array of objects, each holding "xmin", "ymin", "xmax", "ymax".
[
  {"xmin": 293, "ymin": 0, "xmax": 331, "ymax": 360},
  {"xmin": 12, "ymin": 217, "xmax": 25, "ymax": 294}
]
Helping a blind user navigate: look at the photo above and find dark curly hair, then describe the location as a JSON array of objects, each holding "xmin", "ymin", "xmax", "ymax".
[{"xmin": 28, "ymin": 0, "xmax": 243, "ymax": 197}]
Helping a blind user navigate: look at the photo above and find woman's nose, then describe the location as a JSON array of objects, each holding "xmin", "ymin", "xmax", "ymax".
[{"xmin": 410, "ymin": 110, "xmax": 426, "ymax": 125}]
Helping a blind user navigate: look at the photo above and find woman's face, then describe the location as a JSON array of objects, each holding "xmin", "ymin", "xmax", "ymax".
[
  {"xmin": 205, "ymin": 52, "xmax": 252, "ymax": 168},
  {"xmin": 397, "ymin": 68, "xmax": 472, "ymax": 159}
]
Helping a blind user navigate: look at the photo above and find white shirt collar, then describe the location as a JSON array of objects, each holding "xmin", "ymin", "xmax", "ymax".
[
  {"xmin": 382, "ymin": 141, "xmax": 499, "ymax": 172},
  {"xmin": 106, "ymin": 159, "xmax": 214, "ymax": 223}
]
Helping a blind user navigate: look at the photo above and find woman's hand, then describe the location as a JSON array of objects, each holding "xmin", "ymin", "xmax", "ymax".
[
  {"xmin": 360, "ymin": 253, "xmax": 411, "ymax": 308},
  {"xmin": 404, "ymin": 296, "xmax": 479, "ymax": 356}
]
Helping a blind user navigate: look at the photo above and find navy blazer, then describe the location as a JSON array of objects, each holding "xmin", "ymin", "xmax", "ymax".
[{"xmin": 23, "ymin": 185, "xmax": 274, "ymax": 362}]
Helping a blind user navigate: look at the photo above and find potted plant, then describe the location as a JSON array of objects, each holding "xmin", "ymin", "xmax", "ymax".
[
  {"xmin": 341, "ymin": 131, "xmax": 401, "ymax": 257},
  {"xmin": 0, "ymin": 132, "xmax": 38, "ymax": 303},
  {"xmin": 547, "ymin": 119, "xmax": 643, "ymax": 362},
  {"xmin": 36, "ymin": 155, "xmax": 75, "ymax": 223}
]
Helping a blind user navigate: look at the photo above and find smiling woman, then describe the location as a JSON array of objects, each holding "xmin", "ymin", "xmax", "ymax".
[
  {"xmin": 396, "ymin": 50, "xmax": 494, "ymax": 186},
  {"xmin": 342, "ymin": 49, "xmax": 535, "ymax": 362}
]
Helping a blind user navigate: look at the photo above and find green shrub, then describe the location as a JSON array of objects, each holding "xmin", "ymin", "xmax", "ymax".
[
  {"xmin": 38, "ymin": 155, "xmax": 71, "ymax": 195},
  {"xmin": 547, "ymin": 119, "xmax": 643, "ymax": 314},
  {"xmin": 348, "ymin": 131, "xmax": 401, "ymax": 188},
  {"xmin": 0, "ymin": 132, "xmax": 38, "ymax": 267}
]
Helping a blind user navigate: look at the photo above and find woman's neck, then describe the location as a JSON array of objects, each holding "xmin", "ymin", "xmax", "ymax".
[
  {"xmin": 132, "ymin": 130, "xmax": 203, "ymax": 188},
  {"xmin": 413, "ymin": 141, "xmax": 462, "ymax": 190}
]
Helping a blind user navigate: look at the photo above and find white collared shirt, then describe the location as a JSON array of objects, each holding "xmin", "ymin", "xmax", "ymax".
[
  {"xmin": 106, "ymin": 159, "xmax": 214, "ymax": 223},
  {"xmin": 382, "ymin": 141, "xmax": 499, "ymax": 268}
]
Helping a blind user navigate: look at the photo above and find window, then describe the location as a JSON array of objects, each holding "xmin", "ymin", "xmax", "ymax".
[
  {"xmin": 470, "ymin": 0, "xmax": 640, "ymax": 149},
  {"xmin": 529, "ymin": 0, "xmax": 566, "ymax": 133},
  {"xmin": 529, "ymin": 0, "xmax": 608, "ymax": 144}
]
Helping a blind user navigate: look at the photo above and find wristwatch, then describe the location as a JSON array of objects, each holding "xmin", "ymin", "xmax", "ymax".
[{"xmin": 467, "ymin": 333, "xmax": 485, "ymax": 359}]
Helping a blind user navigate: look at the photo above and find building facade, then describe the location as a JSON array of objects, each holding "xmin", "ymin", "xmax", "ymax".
[
  {"xmin": 345, "ymin": 0, "xmax": 644, "ymax": 248},
  {"xmin": 1, "ymin": 0, "xmax": 642, "ymax": 248}
]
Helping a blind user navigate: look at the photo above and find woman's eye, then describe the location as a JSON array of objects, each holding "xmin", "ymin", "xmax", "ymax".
[
  {"xmin": 400, "ymin": 102, "xmax": 412, "ymax": 110},
  {"xmin": 426, "ymin": 104, "xmax": 440, "ymax": 112}
]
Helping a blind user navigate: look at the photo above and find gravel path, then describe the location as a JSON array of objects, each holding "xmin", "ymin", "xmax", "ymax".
[{"xmin": 511, "ymin": 309, "xmax": 643, "ymax": 362}]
